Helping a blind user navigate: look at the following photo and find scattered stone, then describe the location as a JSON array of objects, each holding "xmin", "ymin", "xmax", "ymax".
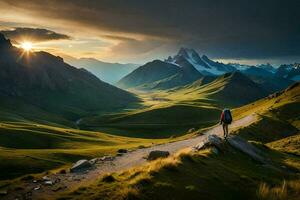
[
  {"xmin": 32, "ymin": 180, "xmax": 38, "ymax": 183},
  {"xmin": 44, "ymin": 181, "xmax": 53, "ymax": 186},
  {"xmin": 117, "ymin": 149, "xmax": 128, "ymax": 153},
  {"xmin": 100, "ymin": 156, "xmax": 115, "ymax": 161},
  {"xmin": 33, "ymin": 185, "xmax": 41, "ymax": 191},
  {"xmin": 116, "ymin": 153, "xmax": 124, "ymax": 156},
  {"xmin": 147, "ymin": 150, "xmax": 170, "ymax": 161},
  {"xmin": 89, "ymin": 158, "xmax": 99, "ymax": 165},
  {"xmin": 0, "ymin": 189, "xmax": 7, "ymax": 195},
  {"xmin": 188, "ymin": 128, "xmax": 196, "ymax": 133},
  {"xmin": 42, "ymin": 176, "xmax": 51, "ymax": 181},
  {"xmin": 70, "ymin": 159, "xmax": 92, "ymax": 173}
]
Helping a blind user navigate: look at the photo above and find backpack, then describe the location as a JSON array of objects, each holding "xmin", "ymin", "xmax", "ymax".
[{"xmin": 223, "ymin": 109, "xmax": 232, "ymax": 124}]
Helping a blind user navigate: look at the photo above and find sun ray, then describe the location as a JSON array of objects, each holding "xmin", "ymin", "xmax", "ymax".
[{"xmin": 21, "ymin": 41, "xmax": 33, "ymax": 51}]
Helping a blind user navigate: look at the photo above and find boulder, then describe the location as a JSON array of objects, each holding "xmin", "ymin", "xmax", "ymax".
[
  {"xmin": 117, "ymin": 149, "xmax": 128, "ymax": 153},
  {"xmin": 89, "ymin": 158, "xmax": 99, "ymax": 165},
  {"xmin": 193, "ymin": 135, "xmax": 223, "ymax": 151},
  {"xmin": 147, "ymin": 150, "xmax": 170, "ymax": 161},
  {"xmin": 227, "ymin": 136, "xmax": 266, "ymax": 164},
  {"xmin": 70, "ymin": 159, "xmax": 92, "ymax": 173}
]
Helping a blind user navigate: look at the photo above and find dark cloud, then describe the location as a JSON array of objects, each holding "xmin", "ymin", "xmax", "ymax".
[
  {"xmin": 1, "ymin": 0, "xmax": 300, "ymax": 60},
  {"xmin": 0, "ymin": 27, "xmax": 71, "ymax": 42}
]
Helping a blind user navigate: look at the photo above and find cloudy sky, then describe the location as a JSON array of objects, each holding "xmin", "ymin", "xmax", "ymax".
[{"xmin": 0, "ymin": 0, "xmax": 299, "ymax": 65}]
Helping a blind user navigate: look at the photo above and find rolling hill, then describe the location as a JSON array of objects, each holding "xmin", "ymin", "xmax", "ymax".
[
  {"xmin": 165, "ymin": 72, "xmax": 269, "ymax": 107},
  {"xmin": 0, "ymin": 33, "xmax": 138, "ymax": 122}
]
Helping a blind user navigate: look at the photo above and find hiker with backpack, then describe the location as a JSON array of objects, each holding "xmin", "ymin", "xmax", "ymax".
[{"xmin": 220, "ymin": 109, "xmax": 232, "ymax": 139}]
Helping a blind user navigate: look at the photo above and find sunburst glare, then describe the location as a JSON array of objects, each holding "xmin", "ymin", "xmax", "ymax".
[{"xmin": 21, "ymin": 41, "xmax": 33, "ymax": 51}]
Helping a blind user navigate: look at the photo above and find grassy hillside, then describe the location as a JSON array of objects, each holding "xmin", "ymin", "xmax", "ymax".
[
  {"xmin": 158, "ymin": 72, "xmax": 268, "ymax": 108},
  {"xmin": 79, "ymin": 104, "xmax": 220, "ymax": 138},
  {"xmin": 62, "ymin": 144, "xmax": 300, "ymax": 200},
  {"xmin": 0, "ymin": 33, "xmax": 139, "ymax": 122},
  {"xmin": 117, "ymin": 60, "xmax": 180, "ymax": 89},
  {"xmin": 62, "ymin": 82, "xmax": 300, "ymax": 200},
  {"xmin": 0, "ymin": 121, "xmax": 182, "ymax": 181}
]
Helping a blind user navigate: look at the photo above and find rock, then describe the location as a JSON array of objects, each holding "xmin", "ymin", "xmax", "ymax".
[
  {"xmin": 42, "ymin": 176, "xmax": 51, "ymax": 181},
  {"xmin": 188, "ymin": 128, "xmax": 196, "ymax": 133},
  {"xmin": 89, "ymin": 158, "xmax": 99, "ymax": 165},
  {"xmin": 44, "ymin": 181, "xmax": 53, "ymax": 185},
  {"xmin": 211, "ymin": 147, "xmax": 219, "ymax": 155},
  {"xmin": 147, "ymin": 150, "xmax": 170, "ymax": 161},
  {"xmin": 117, "ymin": 149, "xmax": 128, "ymax": 153},
  {"xmin": 34, "ymin": 185, "xmax": 41, "ymax": 191},
  {"xmin": 100, "ymin": 156, "xmax": 115, "ymax": 161},
  {"xmin": 193, "ymin": 134, "xmax": 223, "ymax": 151},
  {"xmin": 70, "ymin": 159, "xmax": 92, "ymax": 173},
  {"xmin": 0, "ymin": 189, "xmax": 7, "ymax": 195},
  {"xmin": 227, "ymin": 136, "xmax": 266, "ymax": 164},
  {"xmin": 116, "ymin": 153, "xmax": 124, "ymax": 156}
]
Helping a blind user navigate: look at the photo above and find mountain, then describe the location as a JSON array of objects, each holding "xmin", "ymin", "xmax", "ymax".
[
  {"xmin": 117, "ymin": 59, "xmax": 203, "ymax": 90},
  {"xmin": 240, "ymin": 66, "xmax": 275, "ymax": 77},
  {"xmin": 166, "ymin": 48, "xmax": 236, "ymax": 75},
  {"xmin": 64, "ymin": 57, "xmax": 138, "ymax": 84},
  {"xmin": 167, "ymin": 72, "xmax": 269, "ymax": 107},
  {"xmin": 256, "ymin": 63, "xmax": 276, "ymax": 73},
  {"xmin": 229, "ymin": 63, "xmax": 277, "ymax": 74},
  {"xmin": 0, "ymin": 33, "xmax": 138, "ymax": 121},
  {"xmin": 275, "ymin": 63, "xmax": 300, "ymax": 81}
]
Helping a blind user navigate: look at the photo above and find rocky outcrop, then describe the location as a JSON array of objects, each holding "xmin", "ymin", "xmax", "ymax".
[
  {"xmin": 227, "ymin": 136, "xmax": 267, "ymax": 164},
  {"xmin": 147, "ymin": 150, "xmax": 170, "ymax": 161},
  {"xmin": 193, "ymin": 135, "xmax": 224, "ymax": 151},
  {"xmin": 70, "ymin": 160, "xmax": 92, "ymax": 173}
]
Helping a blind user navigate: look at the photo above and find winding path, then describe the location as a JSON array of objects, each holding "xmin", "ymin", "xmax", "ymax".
[{"xmin": 5, "ymin": 115, "xmax": 256, "ymax": 200}]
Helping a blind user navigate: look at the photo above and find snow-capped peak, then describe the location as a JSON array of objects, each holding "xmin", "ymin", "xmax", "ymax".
[{"xmin": 165, "ymin": 48, "xmax": 236, "ymax": 75}]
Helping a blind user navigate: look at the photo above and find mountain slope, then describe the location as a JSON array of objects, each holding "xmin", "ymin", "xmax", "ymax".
[
  {"xmin": 65, "ymin": 57, "xmax": 138, "ymax": 84},
  {"xmin": 0, "ymin": 33, "xmax": 138, "ymax": 121},
  {"xmin": 166, "ymin": 48, "xmax": 236, "ymax": 75},
  {"xmin": 166, "ymin": 72, "xmax": 269, "ymax": 107},
  {"xmin": 117, "ymin": 59, "xmax": 203, "ymax": 90},
  {"xmin": 275, "ymin": 63, "xmax": 300, "ymax": 81}
]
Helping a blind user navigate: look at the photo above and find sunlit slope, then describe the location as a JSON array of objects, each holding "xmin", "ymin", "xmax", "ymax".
[
  {"xmin": 165, "ymin": 72, "xmax": 268, "ymax": 107},
  {"xmin": 0, "ymin": 121, "xmax": 172, "ymax": 180},
  {"xmin": 0, "ymin": 33, "xmax": 138, "ymax": 122},
  {"xmin": 80, "ymin": 104, "xmax": 220, "ymax": 138},
  {"xmin": 232, "ymin": 82, "xmax": 300, "ymax": 143},
  {"xmin": 65, "ymin": 83, "xmax": 300, "ymax": 200}
]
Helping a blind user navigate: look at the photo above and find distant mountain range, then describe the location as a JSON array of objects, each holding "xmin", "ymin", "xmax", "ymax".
[
  {"xmin": 0, "ymin": 33, "xmax": 138, "ymax": 122},
  {"xmin": 64, "ymin": 56, "xmax": 138, "ymax": 84},
  {"xmin": 118, "ymin": 48, "xmax": 296, "ymax": 92}
]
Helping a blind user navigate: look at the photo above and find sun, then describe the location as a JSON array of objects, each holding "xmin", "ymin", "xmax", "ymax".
[{"xmin": 21, "ymin": 42, "xmax": 33, "ymax": 51}]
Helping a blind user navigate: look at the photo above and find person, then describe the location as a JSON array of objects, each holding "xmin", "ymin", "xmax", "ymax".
[{"xmin": 220, "ymin": 108, "xmax": 232, "ymax": 139}]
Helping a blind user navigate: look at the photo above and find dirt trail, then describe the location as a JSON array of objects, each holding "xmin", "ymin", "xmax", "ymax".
[{"xmin": 5, "ymin": 115, "xmax": 256, "ymax": 200}]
